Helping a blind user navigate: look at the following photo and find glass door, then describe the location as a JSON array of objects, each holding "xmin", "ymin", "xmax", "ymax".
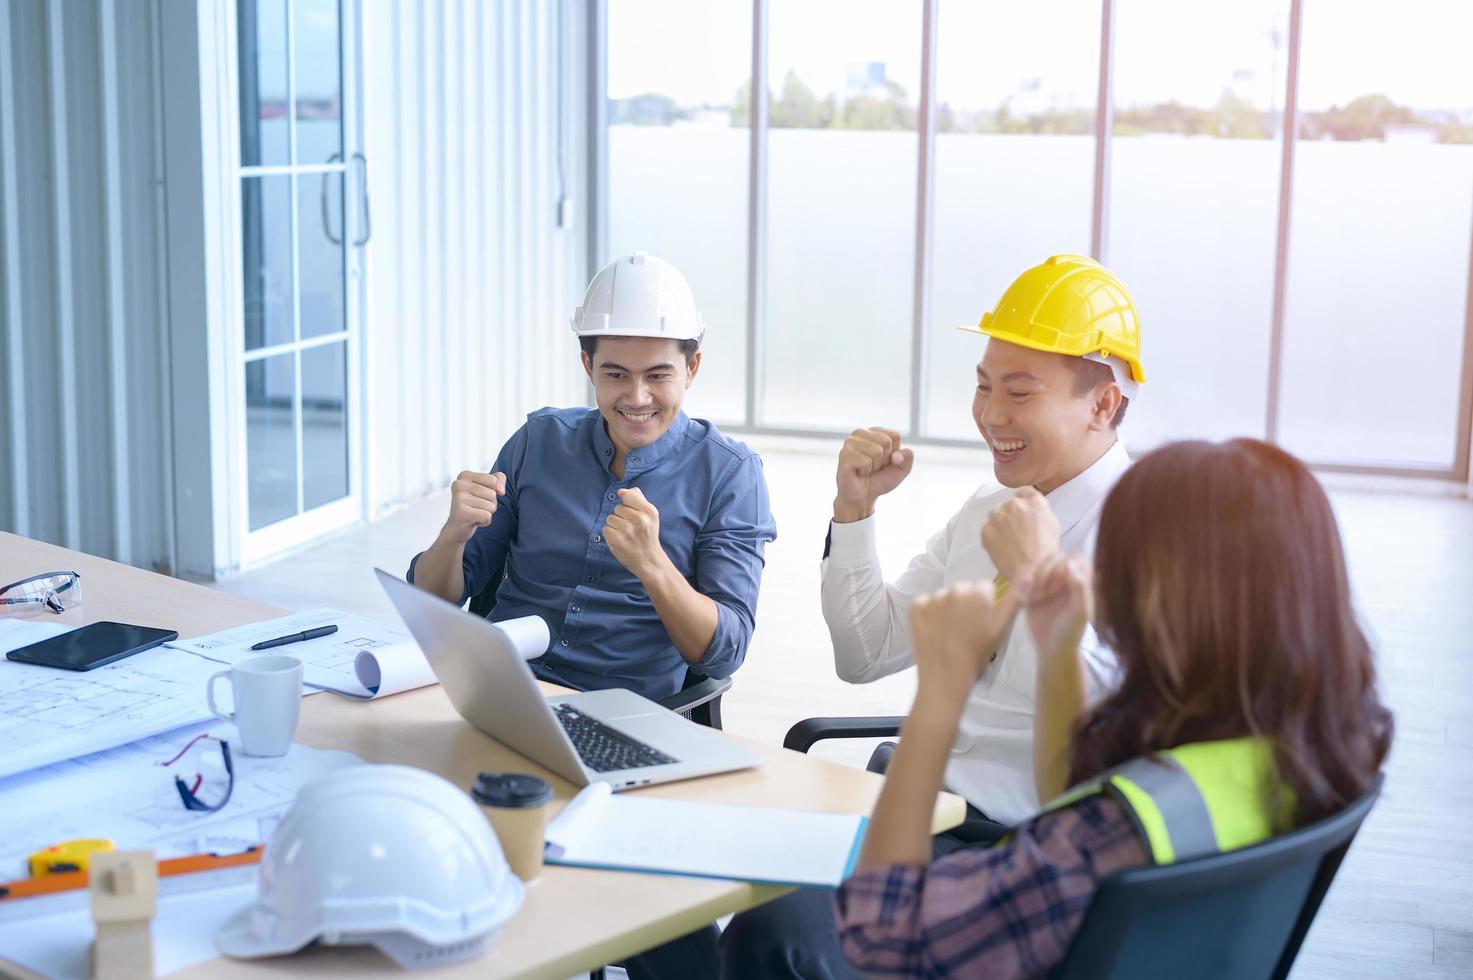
[{"xmin": 236, "ymin": 0, "xmax": 364, "ymax": 562}]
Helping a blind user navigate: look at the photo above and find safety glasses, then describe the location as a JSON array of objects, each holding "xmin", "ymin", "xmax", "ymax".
[
  {"xmin": 161, "ymin": 732, "xmax": 236, "ymax": 813},
  {"xmin": 0, "ymin": 571, "xmax": 81, "ymax": 615}
]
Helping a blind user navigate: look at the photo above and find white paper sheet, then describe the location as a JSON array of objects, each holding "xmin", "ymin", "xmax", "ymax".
[
  {"xmin": 0, "ymin": 879, "xmax": 258, "ymax": 978},
  {"xmin": 349, "ymin": 641, "xmax": 437, "ymax": 699},
  {"xmin": 345, "ymin": 612, "xmax": 547, "ymax": 698},
  {"xmin": 0, "ymin": 637, "xmax": 226, "ymax": 779},
  {"xmin": 0, "ymin": 725, "xmax": 364, "ymax": 977},
  {"xmin": 0, "ymin": 617, "xmax": 73, "ymax": 655},
  {"xmin": 492, "ymin": 614, "xmax": 553, "ymax": 662},
  {"xmin": 167, "ymin": 608, "xmax": 432, "ymax": 699},
  {"xmin": 0, "ymin": 720, "xmax": 363, "ymax": 878},
  {"xmin": 544, "ymin": 784, "xmax": 869, "ymax": 888},
  {"xmin": 545, "ymin": 779, "xmax": 616, "ymax": 847}
]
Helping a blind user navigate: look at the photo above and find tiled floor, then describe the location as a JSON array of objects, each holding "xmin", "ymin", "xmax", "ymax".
[{"xmin": 214, "ymin": 436, "xmax": 1473, "ymax": 979}]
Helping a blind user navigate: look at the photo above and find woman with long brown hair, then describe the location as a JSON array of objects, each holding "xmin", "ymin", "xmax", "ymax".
[{"xmin": 833, "ymin": 438, "xmax": 1393, "ymax": 978}]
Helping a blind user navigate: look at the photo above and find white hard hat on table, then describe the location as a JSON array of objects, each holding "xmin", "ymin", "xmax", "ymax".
[
  {"xmin": 216, "ymin": 764, "xmax": 523, "ymax": 969},
  {"xmin": 571, "ymin": 250, "xmax": 705, "ymax": 342}
]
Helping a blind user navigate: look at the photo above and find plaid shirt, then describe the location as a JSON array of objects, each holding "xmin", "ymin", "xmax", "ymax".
[{"xmin": 834, "ymin": 793, "xmax": 1148, "ymax": 978}]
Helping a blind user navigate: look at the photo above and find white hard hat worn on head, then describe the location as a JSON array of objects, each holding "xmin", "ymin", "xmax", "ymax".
[
  {"xmin": 217, "ymin": 765, "xmax": 523, "ymax": 970},
  {"xmin": 571, "ymin": 250, "xmax": 705, "ymax": 342}
]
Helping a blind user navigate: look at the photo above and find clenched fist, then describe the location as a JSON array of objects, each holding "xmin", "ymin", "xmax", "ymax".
[
  {"xmin": 981, "ymin": 487, "xmax": 1059, "ymax": 585},
  {"xmin": 603, "ymin": 487, "xmax": 667, "ymax": 580},
  {"xmin": 834, "ymin": 427, "xmax": 915, "ymax": 523},
  {"xmin": 908, "ymin": 581, "xmax": 1018, "ymax": 693},
  {"xmin": 439, "ymin": 470, "xmax": 507, "ymax": 545},
  {"xmin": 1019, "ymin": 553, "xmax": 1092, "ymax": 666}
]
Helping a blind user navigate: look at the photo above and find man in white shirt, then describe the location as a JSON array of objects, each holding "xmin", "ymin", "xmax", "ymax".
[
  {"xmin": 823, "ymin": 430, "xmax": 1127, "ymax": 828},
  {"xmin": 721, "ymin": 254, "xmax": 1147, "ymax": 979}
]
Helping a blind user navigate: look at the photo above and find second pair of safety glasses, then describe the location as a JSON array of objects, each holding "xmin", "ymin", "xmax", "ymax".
[{"xmin": 0, "ymin": 571, "xmax": 81, "ymax": 615}]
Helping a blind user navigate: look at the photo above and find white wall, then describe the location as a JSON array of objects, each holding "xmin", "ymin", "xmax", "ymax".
[{"xmin": 359, "ymin": 0, "xmax": 591, "ymax": 516}]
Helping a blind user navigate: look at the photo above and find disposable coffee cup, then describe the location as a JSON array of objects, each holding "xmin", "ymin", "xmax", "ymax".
[{"xmin": 472, "ymin": 772, "xmax": 552, "ymax": 882}]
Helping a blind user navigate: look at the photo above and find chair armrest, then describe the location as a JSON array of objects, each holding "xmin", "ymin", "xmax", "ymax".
[
  {"xmin": 656, "ymin": 675, "xmax": 731, "ymax": 715},
  {"xmin": 783, "ymin": 716, "xmax": 905, "ymax": 753}
]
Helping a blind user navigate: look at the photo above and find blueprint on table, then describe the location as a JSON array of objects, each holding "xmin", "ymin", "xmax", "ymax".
[
  {"xmin": 0, "ymin": 718, "xmax": 363, "ymax": 876},
  {"xmin": 0, "ymin": 720, "xmax": 364, "ymax": 977},
  {"xmin": 166, "ymin": 607, "xmax": 427, "ymax": 698},
  {"xmin": 0, "ymin": 622, "xmax": 223, "ymax": 779}
]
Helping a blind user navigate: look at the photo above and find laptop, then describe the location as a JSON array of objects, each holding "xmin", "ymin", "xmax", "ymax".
[{"xmin": 375, "ymin": 569, "xmax": 760, "ymax": 789}]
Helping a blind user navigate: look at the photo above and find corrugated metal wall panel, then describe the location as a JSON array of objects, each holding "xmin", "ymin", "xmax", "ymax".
[
  {"xmin": 0, "ymin": 0, "xmax": 175, "ymax": 572},
  {"xmin": 115, "ymin": 0, "xmax": 175, "ymax": 571},
  {"xmin": 360, "ymin": 0, "xmax": 588, "ymax": 515},
  {"xmin": 4, "ymin": 0, "xmax": 63, "ymax": 546},
  {"xmin": 3, "ymin": 0, "xmax": 587, "ymax": 566},
  {"xmin": 0, "ymin": 0, "xmax": 29, "ymax": 539}
]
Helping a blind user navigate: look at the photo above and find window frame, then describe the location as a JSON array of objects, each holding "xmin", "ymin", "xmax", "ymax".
[{"xmin": 589, "ymin": 0, "xmax": 1473, "ymax": 482}]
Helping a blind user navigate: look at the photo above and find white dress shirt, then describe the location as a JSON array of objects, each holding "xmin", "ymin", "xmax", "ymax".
[{"xmin": 820, "ymin": 439, "xmax": 1132, "ymax": 824}]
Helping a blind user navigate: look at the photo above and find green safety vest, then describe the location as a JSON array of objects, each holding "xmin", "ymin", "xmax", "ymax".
[{"xmin": 1043, "ymin": 737, "xmax": 1290, "ymax": 864}]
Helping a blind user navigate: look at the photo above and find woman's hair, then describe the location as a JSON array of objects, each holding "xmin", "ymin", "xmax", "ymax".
[{"xmin": 1070, "ymin": 438, "xmax": 1392, "ymax": 828}]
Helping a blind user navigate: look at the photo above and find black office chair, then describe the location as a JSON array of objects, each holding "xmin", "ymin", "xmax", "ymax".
[
  {"xmin": 468, "ymin": 575, "xmax": 731, "ymax": 730},
  {"xmin": 784, "ymin": 715, "xmax": 904, "ymax": 772},
  {"xmin": 1053, "ymin": 775, "xmax": 1382, "ymax": 979},
  {"xmin": 786, "ymin": 709, "xmax": 1381, "ymax": 980},
  {"xmin": 787, "ymin": 715, "xmax": 1023, "ymax": 841}
]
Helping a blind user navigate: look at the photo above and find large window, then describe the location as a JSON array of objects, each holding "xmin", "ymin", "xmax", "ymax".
[
  {"xmin": 606, "ymin": 0, "xmax": 751, "ymax": 425},
  {"xmin": 1278, "ymin": 0, "xmax": 1473, "ymax": 470},
  {"xmin": 598, "ymin": 0, "xmax": 1473, "ymax": 480},
  {"xmin": 761, "ymin": 1, "xmax": 919, "ymax": 431},
  {"xmin": 1108, "ymin": 0, "xmax": 1287, "ymax": 446},
  {"xmin": 924, "ymin": 0, "xmax": 1097, "ymax": 440}
]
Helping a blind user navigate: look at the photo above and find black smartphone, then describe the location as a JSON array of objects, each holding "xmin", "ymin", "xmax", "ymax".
[{"xmin": 6, "ymin": 621, "xmax": 179, "ymax": 671}]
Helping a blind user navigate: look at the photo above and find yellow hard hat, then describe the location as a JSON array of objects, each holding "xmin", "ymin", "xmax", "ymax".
[{"xmin": 959, "ymin": 254, "xmax": 1145, "ymax": 394}]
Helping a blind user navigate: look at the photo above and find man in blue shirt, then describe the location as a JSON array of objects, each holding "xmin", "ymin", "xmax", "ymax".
[
  {"xmin": 407, "ymin": 251, "xmax": 777, "ymax": 703},
  {"xmin": 410, "ymin": 252, "xmax": 774, "ymax": 979}
]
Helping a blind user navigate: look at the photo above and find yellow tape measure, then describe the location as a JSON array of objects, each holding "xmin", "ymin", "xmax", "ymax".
[{"xmin": 27, "ymin": 839, "xmax": 116, "ymax": 877}]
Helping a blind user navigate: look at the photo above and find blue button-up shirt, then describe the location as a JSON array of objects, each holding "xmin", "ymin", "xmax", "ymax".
[{"xmin": 408, "ymin": 407, "xmax": 777, "ymax": 700}]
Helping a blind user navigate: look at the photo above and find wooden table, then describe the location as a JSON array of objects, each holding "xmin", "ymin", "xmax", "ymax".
[{"xmin": 0, "ymin": 532, "xmax": 965, "ymax": 978}]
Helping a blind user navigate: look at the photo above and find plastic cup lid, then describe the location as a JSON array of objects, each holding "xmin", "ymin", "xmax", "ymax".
[{"xmin": 472, "ymin": 772, "xmax": 552, "ymax": 809}]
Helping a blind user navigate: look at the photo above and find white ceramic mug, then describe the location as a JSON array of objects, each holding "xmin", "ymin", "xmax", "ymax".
[{"xmin": 206, "ymin": 654, "xmax": 303, "ymax": 757}]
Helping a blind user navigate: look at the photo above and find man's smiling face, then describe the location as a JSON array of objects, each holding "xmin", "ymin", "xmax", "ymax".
[
  {"xmin": 582, "ymin": 336, "xmax": 701, "ymax": 459},
  {"xmin": 973, "ymin": 338, "xmax": 1110, "ymax": 494}
]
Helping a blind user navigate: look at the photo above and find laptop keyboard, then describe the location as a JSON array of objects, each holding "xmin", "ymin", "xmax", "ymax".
[{"xmin": 553, "ymin": 703, "xmax": 679, "ymax": 773}]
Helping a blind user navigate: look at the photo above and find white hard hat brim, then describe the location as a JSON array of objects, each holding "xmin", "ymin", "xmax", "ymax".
[
  {"xmin": 217, "ymin": 890, "xmax": 522, "ymax": 968},
  {"xmin": 216, "ymin": 903, "xmax": 308, "ymax": 960}
]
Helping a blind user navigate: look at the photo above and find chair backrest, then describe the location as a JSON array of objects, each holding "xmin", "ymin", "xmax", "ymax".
[
  {"xmin": 467, "ymin": 569, "xmax": 503, "ymax": 620},
  {"xmin": 1053, "ymin": 775, "xmax": 1381, "ymax": 980}
]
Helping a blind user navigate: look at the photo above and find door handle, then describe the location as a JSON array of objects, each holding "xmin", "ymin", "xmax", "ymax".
[
  {"xmin": 320, "ymin": 151, "xmax": 343, "ymax": 245},
  {"xmin": 351, "ymin": 152, "xmax": 372, "ymax": 246}
]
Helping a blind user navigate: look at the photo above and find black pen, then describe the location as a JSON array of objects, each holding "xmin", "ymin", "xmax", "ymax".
[{"xmin": 250, "ymin": 625, "xmax": 338, "ymax": 651}]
